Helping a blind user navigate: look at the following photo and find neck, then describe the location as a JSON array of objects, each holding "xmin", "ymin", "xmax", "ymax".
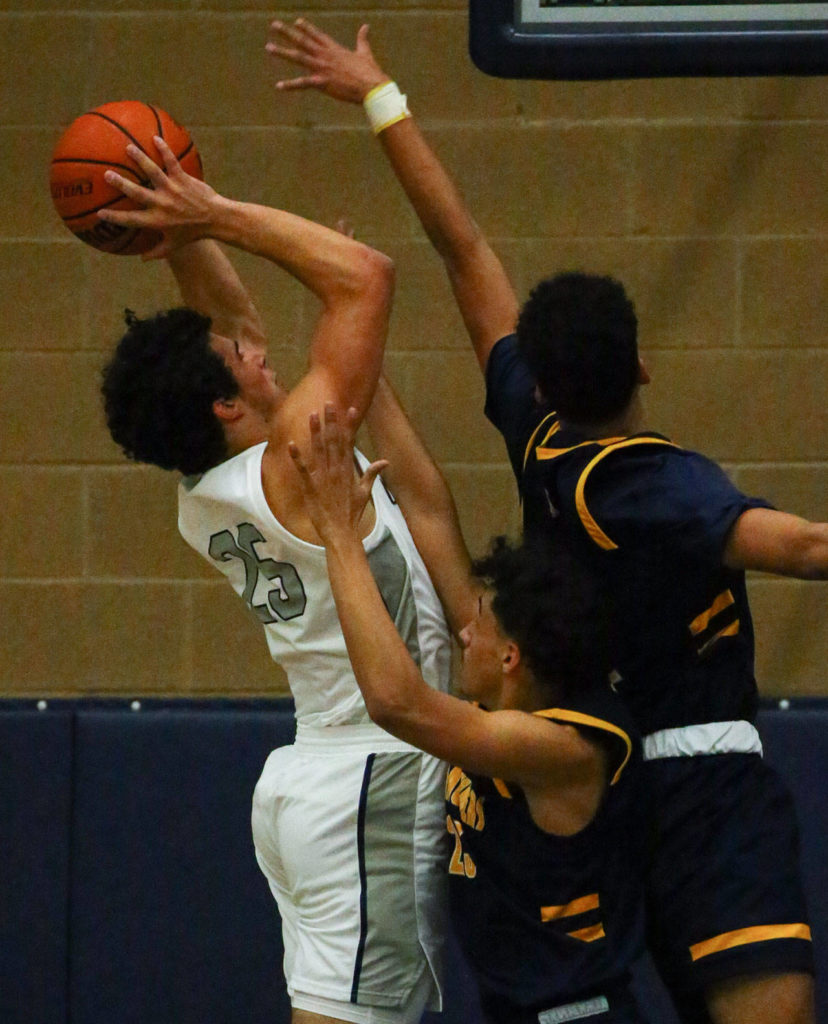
[
  {"xmin": 223, "ymin": 416, "xmax": 270, "ymax": 459},
  {"xmin": 501, "ymin": 671, "xmax": 563, "ymax": 714},
  {"xmin": 563, "ymin": 388, "xmax": 645, "ymax": 439}
]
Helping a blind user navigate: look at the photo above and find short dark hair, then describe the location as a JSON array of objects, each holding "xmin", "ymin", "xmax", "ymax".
[
  {"xmin": 101, "ymin": 308, "xmax": 238, "ymax": 476},
  {"xmin": 516, "ymin": 271, "xmax": 639, "ymax": 424},
  {"xmin": 471, "ymin": 535, "xmax": 611, "ymax": 697}
]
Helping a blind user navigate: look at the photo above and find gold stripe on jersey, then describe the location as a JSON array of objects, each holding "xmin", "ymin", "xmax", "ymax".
[
  {"xmin": 536, "ymin": 435, "xmax": 625, "ymax": 462},
  {"xmin": 690, "ymin": 590, "xmax": 735, "ymax": 635},
  {"xmin": 572, "ymin": 437, "xmax": 678, "ymax": 551},
  {"xmin": 689, "ymin": 588, "xmax": 741, "ymax": 655},
  {"xmin": 534, "ymin": 708, "xmax": 633, "ymax": 786},
  {"xmin": 697, "ymin": 619, "xmax": 741, "ymax": 656},
  {"xmin": 522, "ymin": 412, "xmax": 560, "ymax": 472},
  {"xmin": 492, "ymin": 778, "xmax": 513, "ymax": 798},
  {"xmin": 541, "ymin": 892, "xmax": 600, "ymax": 921},
  {"xmin": 567, "ymin": 923, "xmax": 606, "ymax": 943},
  {"xmin": 689, "ymin": 923, "xmax": 812, "ymax": 962}
]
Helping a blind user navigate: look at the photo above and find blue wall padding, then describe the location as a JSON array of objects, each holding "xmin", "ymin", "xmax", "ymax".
[
  {"xmin": 758, "ymin": 708, "xmax": 828, "ymax": 1024},
  {"xmin": 0, "ymin": 708, "xmax": 73, "ymax": 1024},
  {"xmin": 69, "ymin": 707, "xmax": 294, "ymax": 1024},
  {"xmin": 0, "ymin": 701, "xmax": 825, "ymax": 1024}
]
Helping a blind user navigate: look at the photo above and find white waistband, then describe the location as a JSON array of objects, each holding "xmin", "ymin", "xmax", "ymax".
[
  {"xmin": 643, "ymin": 721, "xmax": 763, "ymax": 761},
  {"xmin": 539, "ymin": 995, "xmax": 610, "ymax": 1023},
  {"xmin": 295, "ymin": 720, "xmax": 416, "ymax": 753}
]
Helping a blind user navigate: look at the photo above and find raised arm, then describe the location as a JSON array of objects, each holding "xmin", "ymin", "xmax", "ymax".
[
  {"xmin": 288, "ymin": 406, "xmax": 603, "ymax": 793},
  {"xmin": 365, "ymin": 377, "xmax": 477, "ymax": 638},
  {"xmin": 166, "ymin": 239, "xmax": 267, "ymax": 349},
  {"xmin": 724, "ymin": 507, "xmax": 828, "ymax": 580},
  {"xmin": 99, "ymin": 135, "xmax": 393, "ymax": 428},
  {"xmin": 100, "ymin": 136, "xmax": 393, "ymax": 537},
  {"xmin": 267, "ymin": 18, "xmax": 519, "ymax": 373}
]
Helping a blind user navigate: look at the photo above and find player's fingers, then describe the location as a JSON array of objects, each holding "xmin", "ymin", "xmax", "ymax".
[
  {"xmin": 123, "ymin": 143, "xmax": 167, "ymax": 186},
  {"xmin": 361, "ymin": 459, "xmax": 389, "ymax": 492},
  {"xmin": 355, "ymin": 24, "xmax": 373, "ymax": 57},
  {"xmin": 322, "ymin": 402, "xmax": 345, "ymax": 466},
  {"xmin": 294, "ymin": 18, "xmax": 333, "ymax": 48},
  {"xmin": 344, "ymin": 406, "xmax": 360, "ymax": 445},
  {"xmin": 287, "ymin": 440, "xmax": 310, "ymax": 477},
  {"xmin": 271, "ymin": 18, "xmax": 319, "ymax": 52},
  {"xmin": 101, "ymin": 170, "xmax": 149, "ymax": 204},
  {"xmin": 96, "ymin": 208, "xmax": 143, "ymax": 229},
  {"xmin": 266, "ymin": 41, "xmax": 309, "ymax": 64},
  {"xmin": 151, "ymin": 135, "xmax": 183, "ymax": 177},
  {"xmin": 140, "ymin": 237, "xmax": 172, "ymax": 262},
  {"xmin": 307, "ymin": 410, "xmax": 324, "ymax": 467},
  {"xmin": 275, "ymin": 75, "xmax": 326, "ymax": 92}
]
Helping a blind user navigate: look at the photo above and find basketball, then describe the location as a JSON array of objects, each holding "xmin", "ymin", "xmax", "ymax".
[{"xmin": 49, "ymin": 101, "xmax": 203, "ymax": 256}]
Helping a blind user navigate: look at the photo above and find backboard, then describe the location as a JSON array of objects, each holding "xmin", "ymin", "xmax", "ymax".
[{"xmin": 469, "ymin": 0, "xmax": 828, "ymax": 78}]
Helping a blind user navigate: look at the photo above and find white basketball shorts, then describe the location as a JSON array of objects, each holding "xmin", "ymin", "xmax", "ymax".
[{"xmin": 251, "ymin": 723, "xmax": 448, "ymax": 1019}]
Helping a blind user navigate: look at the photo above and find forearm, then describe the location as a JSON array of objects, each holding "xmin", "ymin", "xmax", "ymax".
[
  {"xmin": 781, "ymin": 522, "xmax": 828, "ymax": 579},
  {"xmin": 377, "ymin": 117, "xmax": 480, "ymax": 262},
  {"xmin": 268, "ymin": 20, "xmax": 518, "ymax": 368},
  {"xmin": 325, "ymin": 531, "xmax": 432, "ymax": 734},
  {"xmin": 365, "ymin": 378, "xmax": 451, "ymax": 517},
  {"xmin": 166, "ymin": 239, "xmax": 266, "ymax": 344},
  {"xmin": 724, "ymin": 508, "xmax": 828, "ymax": 579},
  {"xmin": 377, "ymin": 117, "xmax": 518, "ymax": 368},
  {"xmin": 365, "ymin": 378, "xmax": 475, "ymax": 635},
  {"xmin": 207, "ymin": 196, "xmax": 392, "ymax": 306}
]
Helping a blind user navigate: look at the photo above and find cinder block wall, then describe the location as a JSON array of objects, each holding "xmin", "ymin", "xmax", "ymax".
[{"xmin": 1, "ymin": 1, "xmax": 825, "ymax": 698}]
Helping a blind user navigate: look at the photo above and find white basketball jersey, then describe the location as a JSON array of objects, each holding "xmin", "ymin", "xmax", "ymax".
[{"xmin": 178, "ymin": 442, "xmax": 451, "ymax": 728}]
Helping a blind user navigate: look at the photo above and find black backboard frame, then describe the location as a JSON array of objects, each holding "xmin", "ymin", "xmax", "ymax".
[{"xmin": 469, "ymin": 0, "xmax": 828, "ymax": 79}]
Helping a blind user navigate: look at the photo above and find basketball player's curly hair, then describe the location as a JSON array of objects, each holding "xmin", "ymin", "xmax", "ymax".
[
  {"xmin": 472, "ymin": 535, "xmax": 612, "ymax": 698},
  {"xmin": 516, "ymin": 271, "xmax": 639, "ymax": 425},
  {"xmin": 101, "ymin": 308, "xmax": 238, "ymax": 476}
]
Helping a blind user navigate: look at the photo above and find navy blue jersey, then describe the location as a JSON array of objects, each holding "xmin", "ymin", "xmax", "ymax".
[
  {"xmin": 485, "ymin": 334, "xmax": 773, "ymax": 736},
  {"xmin": 446, "ymin": 688, "xmax": 648, "ymax": 1016}
]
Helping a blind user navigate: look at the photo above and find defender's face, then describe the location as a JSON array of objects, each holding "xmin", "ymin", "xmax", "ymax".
[
  {"xmin": 210, "ymin": 333, "xmax": 281, "ymax": 416},
  {"xmin": 458, "ymin": 592, "xmax": 505, "ymax": 707}
]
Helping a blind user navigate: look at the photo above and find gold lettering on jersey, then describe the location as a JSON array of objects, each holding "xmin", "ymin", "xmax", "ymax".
[
  {"xmin": 446, "ymin": 816, "xmax": 477, "ymax": 879},
  {"xmin": 445, "ymin": 765, "xmax": 485, "ymax": 830}
]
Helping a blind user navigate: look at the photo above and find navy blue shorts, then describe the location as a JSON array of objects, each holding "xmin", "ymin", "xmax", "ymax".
[
  {"xmin": 479, "ymin": 984, "xmax": 645, "ymax": 1024},
  {"xmin": 644, "ymin": 753, "xmax": 813, "ymax": 1005}
]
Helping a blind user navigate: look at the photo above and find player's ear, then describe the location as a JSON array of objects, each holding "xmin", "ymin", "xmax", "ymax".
[
  {"xmin": 637, "ymin": 357, "xmax": 650, "ymax": 385},
  {"xmin": 212, "ymin": 397, "xmax": 243, "ymax": 423},
  {"xmin": 502, "ymin": 639, "xmax": 522, "ymax": 675}
]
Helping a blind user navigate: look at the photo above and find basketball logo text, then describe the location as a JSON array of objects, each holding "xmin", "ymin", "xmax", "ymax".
[{"xmin": 51, "ymin": 179, "xmax": 93, "ymax": 200}]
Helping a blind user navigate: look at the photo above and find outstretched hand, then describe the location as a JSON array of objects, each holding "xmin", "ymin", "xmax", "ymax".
[
  {"xmin": 97, "ymin": 136, "xmax": 222, "ymax": 260},
  {"xmin": 289, "ymin": 404, "xmax": 388, "ymax": 545},
  {"xmin": 267, "ymin": 18, "xmax": 389, "ymax": 103}
]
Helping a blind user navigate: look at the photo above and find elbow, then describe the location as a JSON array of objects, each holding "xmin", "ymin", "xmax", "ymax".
[
  {"xmin": 361, "ymin": 680, "xmax": 414, "ymax": 737},
  {"xmin": 363, "ymin": 692, "xmax": 405, "ymax": 733},
  {"xmin": 788, "ymin": 529, "xmax": 828, "ymax": 579},
  {"xmin": 798, "ymin": 549, "xmax": 828, "ymax": 580},
  {"xmin": 352, "ymin": 245, "xmax": 395, "ymax": 306},
  {"xmin": 327, "ymin": 243, "xmax": 395, "ymax": 312}
]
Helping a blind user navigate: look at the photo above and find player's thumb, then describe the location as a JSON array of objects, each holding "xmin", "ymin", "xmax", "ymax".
[{"xmin": 356, "ymin": 24, "xmax": 372, "ymax": 55}]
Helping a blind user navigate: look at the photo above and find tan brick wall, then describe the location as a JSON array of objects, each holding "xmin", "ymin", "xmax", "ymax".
[{"xmin": 1, "ymin": 2, "xmax": 825, "ymax": 699}]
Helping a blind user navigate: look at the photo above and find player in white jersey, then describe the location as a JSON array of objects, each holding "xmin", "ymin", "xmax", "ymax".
[{"xmin": 98, "ymin": 135, "xmax": 451, "ymax": 1024}]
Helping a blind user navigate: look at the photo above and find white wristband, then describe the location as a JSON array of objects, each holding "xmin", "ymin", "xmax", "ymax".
[{"xmin": 363, "ymin": 81, "xmax": 411, "ymax": 135}]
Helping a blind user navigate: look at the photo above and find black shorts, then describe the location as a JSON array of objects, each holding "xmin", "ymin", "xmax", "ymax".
[
  {"xmin": 644, "ymin": 753, "xmax": 813, "ymax": 1005},
  {"xmin": 479, "ymin": 984, "xmax": 645, "ymax": 1024}
]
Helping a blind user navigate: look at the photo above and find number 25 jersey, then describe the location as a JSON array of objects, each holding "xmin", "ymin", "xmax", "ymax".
[{"xmin": 178, "ymin": 441, "xmax": 451, "ymax": 728}]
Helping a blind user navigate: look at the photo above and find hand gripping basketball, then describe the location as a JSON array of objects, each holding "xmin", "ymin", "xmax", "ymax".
[
  {"xmin": 50, "ymin": 100, "xmax": 203, "ymax": 256},
  {"xmin": 98, "ymin": 137, "xmax": 221, "ymax": 260}
]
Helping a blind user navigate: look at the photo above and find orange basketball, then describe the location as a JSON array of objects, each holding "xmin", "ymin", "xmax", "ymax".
[{"xmin": 49, "ymin": 101, "xmax": 203, "ymax": 256}]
